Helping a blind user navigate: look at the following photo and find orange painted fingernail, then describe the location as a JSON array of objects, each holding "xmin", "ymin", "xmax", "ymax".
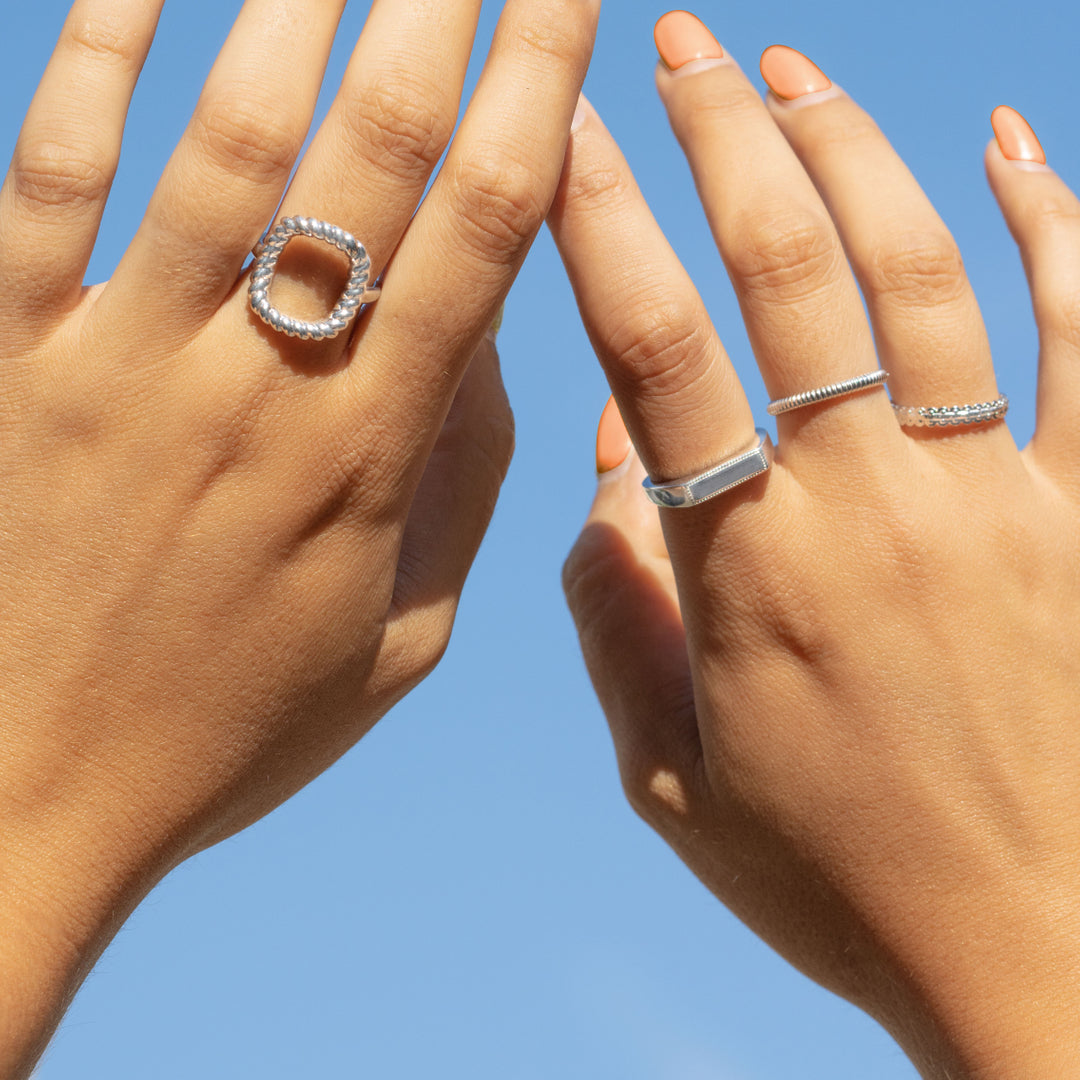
[
  {"xmin": 759, "ymin": 45, "xmax": 831, "ymax": 100},
  {"xmin": 991, "ymin": 105, "xmax": 1046, "ymax": 165},
  {"xmin": 596, "ymin": 396, "xmax": 632, "ymax": 475},
  {"xmin": 654, "ymin": 10, "xmax": 725, "ymax": 70}
]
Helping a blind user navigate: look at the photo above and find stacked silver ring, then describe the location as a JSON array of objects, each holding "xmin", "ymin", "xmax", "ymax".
[
  {"xmin": 643, "ymin": 429, "xmax": 774, "ymax": 508},
  {"xmin": 767, "ymin": 370, "xmax": 888, "ymax": 416},
  {"xmin": 892, "ymin": 397, "xmax": 1009, "ymax": 428},
  {"xmin": 249, "ymin": 216, "xmax": 379, "ymax": 341}
]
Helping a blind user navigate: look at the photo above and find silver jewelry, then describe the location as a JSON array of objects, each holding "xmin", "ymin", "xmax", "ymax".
[
  {"xmin": 767, "ymin": 369, "xmax": 888, "ymax": 416},
  {"xmin": 892, "ymin": 396, "xmax": 1009, "ymax": 428},
  {"xmin": 248, "ymin": 216, "xmax": 381, "ymax": 341},
  {"xmin": 643, "ymin": 429, "xmax": 774, "ymax": 509}
]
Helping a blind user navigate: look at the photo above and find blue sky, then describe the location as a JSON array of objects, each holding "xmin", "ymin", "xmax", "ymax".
[{"xmin": 5, "ymin": 1, "xmax": 1076, "ymax": 1077}]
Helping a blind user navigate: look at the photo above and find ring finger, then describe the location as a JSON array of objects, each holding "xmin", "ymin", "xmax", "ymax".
[
  {"xmin": 760, "ymin": 44, "xmax": 1003, "ymax": 439},
  {"xmin": 653, "ymin": 12, "xmax": 892, "ymax": 455}
]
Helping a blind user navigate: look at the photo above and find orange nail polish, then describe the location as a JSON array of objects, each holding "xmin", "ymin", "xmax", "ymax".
[
  {"xmin": 991, "ymin": 105, "xmax": 1046, "ymax": 165},
  {"xmin": 596, "ymin": 396, "xmax": 632, "ymax": 475},
  {"xmin": 654, "ymin": 10, "xmax": 725, "ymax": 71},
  {"xmin": 759, "ymin": 45, "xmax": 831, "ymax": 100}
]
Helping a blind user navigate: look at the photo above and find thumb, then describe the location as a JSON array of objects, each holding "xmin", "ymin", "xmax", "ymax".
[{"xmin": 564, "ymin": 397, "xmax": 706, "ymax": 828}]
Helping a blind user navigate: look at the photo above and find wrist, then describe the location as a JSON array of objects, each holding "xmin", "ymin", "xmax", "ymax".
[
  {"xmin": 872, "ymin": 880, "xmax": 1080, "ymax": 1079},
  {"xmin": 0, "ymin": 777, "xmax": 170, "ymax": 1079}
]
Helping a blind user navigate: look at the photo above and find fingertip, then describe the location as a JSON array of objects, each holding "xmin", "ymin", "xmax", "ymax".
[
  {"xmin": 654, "ymin": 10, "xmax": 725, "ymax": 70},
  {"xmin": 570, "ymin": 93, "xmax": 593, "ymax": 135},
  {"xmin": 759, "ymin": 44, "xmax": 831, "ymax": 101},
  {"xmin": 596, "ymin": 395, "xmax": 632, "ymax": 476},
  {"xmin": 991, "ymin": 105, "xmax": 1047, "ymax": 167}
]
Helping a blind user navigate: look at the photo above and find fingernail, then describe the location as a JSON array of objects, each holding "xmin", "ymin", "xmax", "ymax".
[
  {"xmin": 654, "ymin": 10, "xmax": 725, "ymax": 72},
  {"xmin": 596, "ymin": 396, "xmax": 632, "ymax": 476},
  {"xmin": 991, "ymin": 105, "xmax": 1046, "ymax": 165},
  {"xmin": 571, "ymin": 95, "xmax": 589, "ymax": 134},
  {"xmin": 486, "ymin": 302, "xmax": 505, "ymax": 342},
  {"xmin": 760, "ymin": 45, "xmax": 831, "ymax": 100}
]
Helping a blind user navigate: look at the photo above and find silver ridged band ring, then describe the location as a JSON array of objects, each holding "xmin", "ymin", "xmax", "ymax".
[
  {"xmin": 892, "ymin": 396, "xmax": 1009, "ymax": 428},
  {"xmin": 643, "ymin": 429, "xmax": 774, "ymax": 509},
  {"xmin": 249, "ymin": 216, "xmax": 381, "ymax": 341},
  {"xmin": 767, "ymin": 370, "xmax": 889, "ymax": 416}
]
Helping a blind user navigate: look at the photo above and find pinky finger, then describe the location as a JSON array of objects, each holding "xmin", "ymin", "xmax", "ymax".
[
  {"xmin": 0, "ymin": 0, "xmax": 163, "ymax": 337},
  {"xmin": 986, "ymin": 107, "xmax": 1080, "ymax": 478}
]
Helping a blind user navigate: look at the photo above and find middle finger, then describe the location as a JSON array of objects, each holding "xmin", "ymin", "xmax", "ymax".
[
  {"xmin": 248, "ymin": 0, "xmax": 484, "ymax": 346},
  {"xmin": 654, "ymin": 12, "xmax": 894, "ymax": 452},
  {"xmin": 759, "ymin": 46, "xmax": 1002, "ymax": 434}
]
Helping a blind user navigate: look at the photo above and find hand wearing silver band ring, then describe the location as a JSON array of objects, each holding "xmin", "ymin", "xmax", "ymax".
[
  {"xmin": 249, "ymin": 216, "xmax": 381, "ymax": 341},
  {"xmin": 643, "ymin": 429, "xmax": 774, "ymax": 508}
]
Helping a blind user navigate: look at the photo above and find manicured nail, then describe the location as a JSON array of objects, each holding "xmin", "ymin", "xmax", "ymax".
[
  {"xmin": 596, "ymin": 396, "xmax": 632, "ymax": 475},
  {"xmin": 571, "ymin": 96, "xmax": 589, "ymax": 134},
  {"xmin": 654, "ymin": 10, "xmax": 725, "ymax": 71},
  {"xmin": 991, "ymin": 105, "xmax": 1046, "ymax": 165},
  {"xmin": 760, "ymin": 45, "xmax": 831, "ymax": 100},
  {"xmin": 486, "ymin": 302, "xmax": 505, "ymax": 342}
]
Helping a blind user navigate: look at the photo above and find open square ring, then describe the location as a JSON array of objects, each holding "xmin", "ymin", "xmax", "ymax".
[{"xmin": 248, "ymin": 216, "xmax": 380, "ymax": 341}]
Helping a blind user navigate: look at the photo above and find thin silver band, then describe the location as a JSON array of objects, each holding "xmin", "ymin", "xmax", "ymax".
[
  {"xmin": 249, "ymin": 216, "xmax": 380, "ymax": 341},
  {"xmin": 643, "ymin": 429, "xmax": 774, "ymax": 509},
  {"xmin": 767, "ymin": 370, "xmax": 888, "ymax": 416},
  {"xmin": 892, "ymin": 396, "xmax": 1009, "ymax": 428}
]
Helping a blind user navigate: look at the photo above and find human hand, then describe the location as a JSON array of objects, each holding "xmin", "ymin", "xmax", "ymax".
[
  {"xmin": 0, "ymin": 0, "xmax": 597, "ymax": 1073},
  {"xmin": 553, "ymin": 12, "xmax": 1080, "ymax": 1078}
]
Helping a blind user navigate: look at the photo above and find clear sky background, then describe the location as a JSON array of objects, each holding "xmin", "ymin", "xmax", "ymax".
[{"xmin": 4, "ymin": 1, "xmax": 1076, "ymax": 1077}]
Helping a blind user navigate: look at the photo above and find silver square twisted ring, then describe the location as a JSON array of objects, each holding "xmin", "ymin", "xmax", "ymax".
[{"xmin": 248, "ymin": 217, "xmax": 381, "ymax": 341}]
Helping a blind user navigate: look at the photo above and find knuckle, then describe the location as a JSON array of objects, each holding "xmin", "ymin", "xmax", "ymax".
[
  {"xmin": 727, "ymin": 210, "xmax": 843, "ymax": 303},
  {"xmin": 618, "ymin": 751, "xmax": 683, "ymax": 826},
  {"xmin": 433, "ymin": 404, "xmax": 516, "ymax": 518},
  {"xmin": 471, "ymin": 403, "xmax": 517, "ymax": 483},
  {"xmin": 562, "ymin": 531, "xmax": 616, "ymax": 619},
  {"xmin": 513, "ymin": 17, "xmax": 589, "ymax": 68},
  {"xmin": 1019, "ymin": 192, "xmax": 1080, "ymax": 235},
  {"xmin": 64, "ymin": 12, "xmax": 144, "ymax": 70},
  {"xmin": 561, "ymin": 160, "xmax": 630, "ymax": 213},
  {"xmin": 862, "ymin": 230, "xmax": 968, "ymax": 308},
  {"xmin": 340, "ymin": 83, "xmax": 454, "ymax": 185},
  {"xmin": 11, "ymin": 141, "xmax": 113, "ymax": 212},
  {"xmin": 801, "ymin": 111, "xmax": 883, "ymax": 155},
  {"xmin": 676, "ymin": 85, "xmax": 764, "ymax": 140},
  {"xmin": 384, "ymin": 601, "xmax": 455, "ymax": 687},
  {"xmin": 407, "ymin": 617, "xmax": 454, "ymax": 684},
  {"xmin": 450, "ymin": 152, "xmax": 548, "ymax": 262},
  {"xmin": 190, "ymin": 99, "xmax": 301, "ymax": 183},
  {"xmin": 1039, "ymin": 286, "xmax": 1080, "ymax": 352},
  {"xmin": 605, "ymin": 305, "xmax": 715, "ymax": 401}
]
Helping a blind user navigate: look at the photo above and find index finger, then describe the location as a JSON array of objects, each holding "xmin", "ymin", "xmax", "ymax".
[{"xmin": 547, "ymin": 96, "xmax": 758, "ymax": 490}]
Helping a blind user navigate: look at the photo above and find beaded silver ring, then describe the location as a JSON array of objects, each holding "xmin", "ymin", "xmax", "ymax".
[
  {"xmin": 248, "ymin": 216, "xmax": 380, "ymax": 341},
  {"xmin": 892, "ymin": 396, "xmax": 1009, "ymax": 428}
]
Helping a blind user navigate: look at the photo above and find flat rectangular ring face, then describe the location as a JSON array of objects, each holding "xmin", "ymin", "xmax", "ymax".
[{"xmin": 643, "ymin": 430, "xmax": 773, "ymax": 508}]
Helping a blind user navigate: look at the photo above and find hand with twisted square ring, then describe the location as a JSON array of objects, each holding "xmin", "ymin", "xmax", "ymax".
[
  {"xmin": 0, "ymin": 0, "xmax": 598, "ymax": 1074},
  {"xmin": 554, "ymin": 12, "xmax": 1080, "ymax": 1078}
]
